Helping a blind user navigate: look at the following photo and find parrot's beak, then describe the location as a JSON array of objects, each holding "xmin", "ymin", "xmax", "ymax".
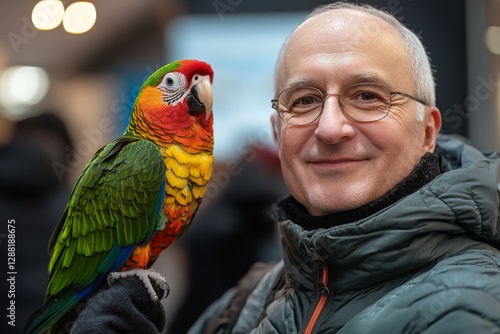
[{"xmin": 188, "ymin": 78, "xmax": 213, "ymax": 121}]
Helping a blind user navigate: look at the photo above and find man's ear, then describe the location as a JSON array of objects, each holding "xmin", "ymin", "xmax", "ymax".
[
  {"xmin": 271, "ymin": 113, "xmax": 281, "ymax": 145},
  {"xmin": 423, "ymin": 106, "xmax": 442, "ymax": 153}
]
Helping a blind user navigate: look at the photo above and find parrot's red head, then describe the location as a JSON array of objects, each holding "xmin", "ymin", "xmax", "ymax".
[{"xmin": 129, "ymin": 59, "xmax": 215, "ymax": 148}]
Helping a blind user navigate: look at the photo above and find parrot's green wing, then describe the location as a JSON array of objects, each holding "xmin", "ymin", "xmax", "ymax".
[{"xmin": 46, "ymin": 137, "xmax": 166, "ymax": 299}]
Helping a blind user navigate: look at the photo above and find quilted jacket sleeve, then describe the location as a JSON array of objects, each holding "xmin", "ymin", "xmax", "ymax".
[{"xmin": 338, "ymin": 248, "xmax": 500, "ymax": 334}]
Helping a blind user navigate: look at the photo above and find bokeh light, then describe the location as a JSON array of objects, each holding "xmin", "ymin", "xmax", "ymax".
[
  {"xmin": 63, "ymin": 2, "xmax": 97, "ymax": 34},
  {"xmin": 0, "ymin": 66, "xmax": 50, "ymax": 118},
  {"xmin": 485, "ymin": 26, "xmax": 500, "ymax": 55},
  {"xmin": 31, "ymin": 0, "xmax": 65, "ymax": 31}
]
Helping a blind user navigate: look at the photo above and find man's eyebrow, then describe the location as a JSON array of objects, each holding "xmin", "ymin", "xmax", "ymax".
[
  {"xmin": 348, "ymin": 73, "xmax": 389, "ymax": 86},
  {"xmin": 283, "ymin": 73, "xmax": 390, "ymax": 91},
  {"xmin": 284, "ymin": 78, "xmax": 314, "ymax": 90}
]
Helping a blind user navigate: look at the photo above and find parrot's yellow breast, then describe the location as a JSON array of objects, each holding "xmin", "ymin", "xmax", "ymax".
[{"xmin": 162, "ymin": 144, "xmax": 213, "ymax": 213}]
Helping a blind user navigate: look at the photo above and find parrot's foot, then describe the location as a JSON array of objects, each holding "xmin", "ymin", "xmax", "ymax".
[{"xmin": 107, "ymin": 269, "xmax": 170, "ymax": 301}]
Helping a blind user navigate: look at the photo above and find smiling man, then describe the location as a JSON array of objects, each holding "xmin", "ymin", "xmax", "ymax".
[
  {"xmin": 271, "ymin": 6, "xmax": 441, "ymax": 216},
  {"xmin": 68, "ymin": 3, "xmax": 500, "ymax": 334}
]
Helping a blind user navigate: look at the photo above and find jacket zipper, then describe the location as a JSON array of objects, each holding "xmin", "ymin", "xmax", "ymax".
[{"xmin": 302, "ymin": 241, "xmax": 330, "ymax": 334}]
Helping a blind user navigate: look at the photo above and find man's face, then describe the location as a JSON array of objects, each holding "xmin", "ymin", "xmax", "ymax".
[{"xmin": 272, "ymin": 9, "xmax": 441, "ymax": 216}]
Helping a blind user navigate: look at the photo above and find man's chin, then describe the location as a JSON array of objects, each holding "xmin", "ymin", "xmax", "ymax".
[{"xmin": 305, "ymin": 195, "xmax": 362, "ymax": 216}]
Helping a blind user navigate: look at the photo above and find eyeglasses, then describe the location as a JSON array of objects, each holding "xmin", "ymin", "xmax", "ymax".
[{"xmin": 271, "ymin": 83, "xmax": 428, "ymax": 126}]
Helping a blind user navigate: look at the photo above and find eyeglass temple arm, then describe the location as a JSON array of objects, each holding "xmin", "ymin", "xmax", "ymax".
[{"xmin": 390, "ymin": 91, "xmax": 428, "ymax": 106}]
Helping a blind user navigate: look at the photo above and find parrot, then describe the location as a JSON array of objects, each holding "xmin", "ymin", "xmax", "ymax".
[{"xmin": 24, "ymin": 59, "xmax": 215, "ymax": 334}]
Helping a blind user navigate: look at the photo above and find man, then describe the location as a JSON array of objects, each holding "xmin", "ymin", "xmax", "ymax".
[{"xmin": 71, "ymin": 2, "xmax": 500, "ymax": 333}]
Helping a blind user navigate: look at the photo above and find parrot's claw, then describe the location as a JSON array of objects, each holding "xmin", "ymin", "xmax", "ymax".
[{"xmin": 107, "ymin": 269, "xmax": 170, "ymax": 302}]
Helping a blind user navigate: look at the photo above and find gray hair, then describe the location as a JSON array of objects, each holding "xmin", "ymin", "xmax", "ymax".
[{"xmin": 277, "ymin": 2, "xmax": 435, "ymax": 121}]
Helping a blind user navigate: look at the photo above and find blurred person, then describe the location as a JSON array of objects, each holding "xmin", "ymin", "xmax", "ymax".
[
  {"xmin": 67, "ymin": 2, "xmax": 500, "ymax": 333},
  {"xmin": 0, "ymin": 112, "xmax": 73, "ymax": 333}
]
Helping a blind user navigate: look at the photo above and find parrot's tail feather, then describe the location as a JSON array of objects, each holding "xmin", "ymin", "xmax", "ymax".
[{"xmin": 24, "ymin": 291, "xmax": 79, "ymax": 334}]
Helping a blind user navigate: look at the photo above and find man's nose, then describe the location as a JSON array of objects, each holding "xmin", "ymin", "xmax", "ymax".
[{"xmin": 314, "ymin": 95, "xmax": 356, "ymax": 144}]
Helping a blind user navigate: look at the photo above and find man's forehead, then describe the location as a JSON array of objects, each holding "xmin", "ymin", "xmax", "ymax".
[
  {"xmin": 300, "ymin": 8, "xmax": 375, "ymax": 27},
  {"xmin": 276, "ymin": 9, "xmax": 410, "ymax": 91},
  {"xmin": 290, "ymin": 8, "xmax": 399, "ymax": 48}
]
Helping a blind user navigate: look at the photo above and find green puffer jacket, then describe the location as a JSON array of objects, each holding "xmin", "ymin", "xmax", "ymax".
[{"xmin": 189, "ymin": 134, "xmax": 500, "ymax": 334}]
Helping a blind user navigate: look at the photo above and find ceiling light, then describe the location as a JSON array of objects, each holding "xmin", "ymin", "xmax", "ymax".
[
  {"xmin": 63, "ymin": 2, "xmax": 97, "ymax": 34},
  {"xmin": 32, "ymin": 0, "xmax": 65, "ymax": 31}
]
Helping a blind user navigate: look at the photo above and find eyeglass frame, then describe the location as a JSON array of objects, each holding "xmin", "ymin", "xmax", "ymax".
[{"xmin": 271, "ymin": 83, "xmax": 429, "ymax": 126}]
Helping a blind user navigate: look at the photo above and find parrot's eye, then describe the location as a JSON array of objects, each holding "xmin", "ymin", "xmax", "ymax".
[
  {"xmin": 164, "ymin": 73, "xmax": 179, "ymax": 89},
  {"xmin": 159, "ymin": 72, "xmax": 187, "ymax": 105}
]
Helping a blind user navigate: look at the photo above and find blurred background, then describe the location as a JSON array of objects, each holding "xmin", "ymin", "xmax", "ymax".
[{"xmin": 0, "ymin": 0, "xmax": 498, "ymax": 333}]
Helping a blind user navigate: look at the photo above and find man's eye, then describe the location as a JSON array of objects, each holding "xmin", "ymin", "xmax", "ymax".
[
  {"xmin": 298, "ymin": 96, "xmax": 317, "ymax": 105},
  {"xmin": 359, "ymin": 92, "xmax": 377, "ymax": 100}
]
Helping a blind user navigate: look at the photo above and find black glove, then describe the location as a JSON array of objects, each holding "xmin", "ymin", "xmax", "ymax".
[{"xmin": 70, "ymin": 275, "xmax": 166, "ymax": 334}]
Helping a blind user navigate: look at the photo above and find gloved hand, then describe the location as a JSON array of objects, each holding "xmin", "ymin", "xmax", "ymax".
[{"xmin": 69, "ymin": 275, "xmax": 167, "ymax": 334}]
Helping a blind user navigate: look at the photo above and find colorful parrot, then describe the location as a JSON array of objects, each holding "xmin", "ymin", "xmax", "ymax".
[{"xmin": 24, "ymin": 59, "xmax": 215, "ymax": 334}]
